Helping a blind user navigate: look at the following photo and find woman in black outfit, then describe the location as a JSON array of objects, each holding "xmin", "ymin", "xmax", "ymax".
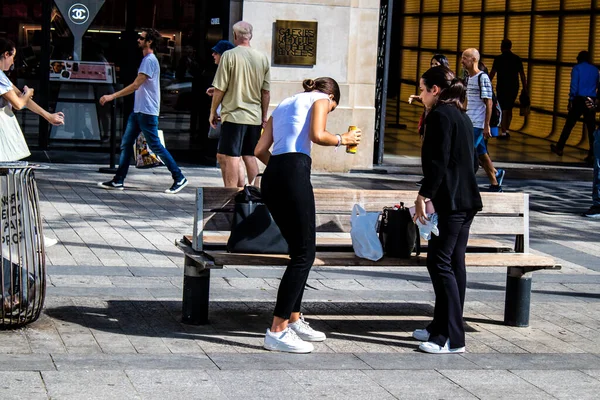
[{"xmin": 412, "ymin": 66, "xmax": 483, "ymax": 354}]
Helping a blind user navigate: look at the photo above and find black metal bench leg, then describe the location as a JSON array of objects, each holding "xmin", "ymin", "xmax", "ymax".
[
  {"xmin": 181, "ymin": 256, "xmax": 211, "ymax": 325},
  {"xmin": 504, "ymin": 267, "xmax": 532, "ymax": 327}
]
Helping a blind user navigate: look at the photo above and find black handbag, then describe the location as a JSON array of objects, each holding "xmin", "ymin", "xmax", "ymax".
[
  {"xmin": 226, "ymin": 185, "xmax": 289, "ymax": 254},
  {"xmin": 378, "ymin": 203, "xmax": 419, "ymax": 258}
]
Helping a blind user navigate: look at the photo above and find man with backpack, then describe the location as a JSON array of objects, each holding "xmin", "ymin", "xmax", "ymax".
[{"xmin": 462, "ymin": 48, "xmax": 505, "ymax": 192}]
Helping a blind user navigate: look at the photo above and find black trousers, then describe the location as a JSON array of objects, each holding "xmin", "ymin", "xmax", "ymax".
[
  {"xmin": 557, "ymin": 96, "xmax": 597, "ymax": 157},
  {"xmin": 426, "ymin": 210, "xmax": 476, "ymax": 348},
  {"xmin": 261, "ymin": 153, "xmax": 316, "ymax": 320}
]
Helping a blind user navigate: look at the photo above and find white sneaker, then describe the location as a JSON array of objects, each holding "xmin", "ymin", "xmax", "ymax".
[
  {"xmin": 263, "ymin": 328, "xmax": 314, "ymax": 353},
  {"xmin": 288, "ymin": 314, "xmax": 326, "ymax": 342},
  {"xmin": 412, "ymin": 328, "xmax": 430, "ymax": 342},
  {"xmin": 44, "ymin": 236, "xmax": 58, "ymax": 247},
  {"xmin": 419, "ymin": 339, "xmax": 465, "ymax": 354}
]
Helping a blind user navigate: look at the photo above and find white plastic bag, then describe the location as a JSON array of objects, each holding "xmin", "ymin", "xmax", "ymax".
[
  {"xmin": 350, "ymin": 204, "xmax": 383, "ymax": 261},
  {"xmin": 0, "ymin": 106, "xmax": 30, "ymax": 161}
]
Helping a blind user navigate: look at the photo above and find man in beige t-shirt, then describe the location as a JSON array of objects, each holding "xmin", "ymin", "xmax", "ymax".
[{"xmin": 209, "ymin": 21, "xmax": 270, "ymax": 187}]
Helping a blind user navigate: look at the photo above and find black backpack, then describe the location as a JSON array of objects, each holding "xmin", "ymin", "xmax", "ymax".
[{"xmin": 476, "ymin": 73, "xmax": 502, "ymax": 127}]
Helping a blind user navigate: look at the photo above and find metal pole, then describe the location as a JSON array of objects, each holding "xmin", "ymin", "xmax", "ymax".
[{"xmin": 98, "ymin": 99, "xmax": 118, "ymax": 174}]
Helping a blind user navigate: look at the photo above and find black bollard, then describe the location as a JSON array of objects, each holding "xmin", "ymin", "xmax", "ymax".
[
  {"xmin": 504, "ymin": 268, "xmax": 532, "ymax": 327},
  {"xmin": 181, "ymin": 258, "xmax": 211, "ymax": 325}
]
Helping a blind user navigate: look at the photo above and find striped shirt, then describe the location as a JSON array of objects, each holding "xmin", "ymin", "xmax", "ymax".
[{"xmin": 466, "ymin": 72, "xmax": 493, "ymax": 129}]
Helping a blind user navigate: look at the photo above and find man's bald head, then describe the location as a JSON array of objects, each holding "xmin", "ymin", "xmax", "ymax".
[{"xmin": 462, "ymin": 48, "xmax": 480, "ymax": 62}]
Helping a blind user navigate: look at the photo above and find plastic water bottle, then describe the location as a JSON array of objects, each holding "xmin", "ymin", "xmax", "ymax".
[{"xmin": 416, "ymin": 212, "xmax": 439, "ymax": 240}]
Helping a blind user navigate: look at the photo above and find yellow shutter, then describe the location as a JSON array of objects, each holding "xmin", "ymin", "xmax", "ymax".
[
  {"xmin": 404, "ymin": 0, "xmax": 421, "ymax": 13},
  {"xmin": 442, "ymin": 0, "xmax": 460, "ymax": 13},
  {"xmin": 403, "ymin": 17, "xmax": 420, "ymax": 47},
  {"xmin": 563, "ymin": 0, "xmax": 590, "ymax": 9},
  {"xmin": 532, "ymin": 16, "xmax": 559, "ymax": 59},
  {"xmin": 401, "ymin": 50, "xmax": 419, "ymax": 82},
  {"xmin": 485, "ymin": 0, "xmax": 506, "ymax": 12},
  {"xmin": 440, "ymin": 16, "xmax": 459, "ymax": 51},
  {"xmin": 482, "ymin": 16, "xmax": 506, "ymax": 55},
  {"xmin": 535, "ymin": 0, "xmax": 560, "ymax": 11},
  {"xmin": 561, "ymin": 15, "xmax": 590, "ymax": 63},
  {"xmin": 421, "ymin": 17, "xmax": 439, "ymax": 48},
  {"xmin": 509, "ymin": 0, "xmax": 532, "ymax": 12},
  {"xmin": 461, "ymin": 16, "xmax": 481, "ymax": 50},
  {"xmin": 422, "ymin": 0, "xmax": 440, "ymax": 13},
  {"xmin": 507, "ymin": 15, "xmax": 531, "ymax": 56}
]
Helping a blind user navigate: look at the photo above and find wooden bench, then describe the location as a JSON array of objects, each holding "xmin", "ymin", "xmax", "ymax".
[{"xmin": 175, "ymin": 187, "xmax": 561, "ymax": 327}]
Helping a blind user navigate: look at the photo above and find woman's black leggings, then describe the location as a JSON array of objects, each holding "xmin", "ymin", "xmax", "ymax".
[
  {"xmin": 426, "ymin": 210, "xmax": 477, "ymax": 349},
  {"xmin": 261, "ymin": 153, "xmax": 316, "ymax": 320}
]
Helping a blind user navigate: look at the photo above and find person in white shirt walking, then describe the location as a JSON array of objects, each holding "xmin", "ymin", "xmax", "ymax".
[
  {"xmin": 97, "ymin": 28, "xmax": 188, "ymax": 194},
  {"xmin": 462, "ymin": 48, "xmax": 505, "ymax": 192}
]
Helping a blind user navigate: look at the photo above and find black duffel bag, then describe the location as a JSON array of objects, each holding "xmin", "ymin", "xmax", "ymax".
[
  {"xmin": 226, "ymin": 185, "xmax": 289, "ymax": 254},
  {"xmin": 378, "ymin": 203, "xmax": 419, "ymax": 258}
]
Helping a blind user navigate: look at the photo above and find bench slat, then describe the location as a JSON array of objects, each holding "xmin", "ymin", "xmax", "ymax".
[
  {"xmin": 204, "ymin": 250, "xmax": 559, "ymax": 268},
  {"xmin": 200, "ymin": 214, "xmax": 525, "ymax": 235},
  {"xmin": 200, "ymin": 188, "xmax": 526, "ymax": 215},
  {"xmin": 191, "ymin": 234, "xmax": 512, "ymax": 252}
]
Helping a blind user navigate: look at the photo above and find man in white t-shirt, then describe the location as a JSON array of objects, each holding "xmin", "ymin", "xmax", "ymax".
[
  {"xmin": 97, "ymin": 28, "xmax": 187, "ymax": 194},
  {"xmin": 462, "ymin": 48, "xmax": 505, "ymax": 192}
]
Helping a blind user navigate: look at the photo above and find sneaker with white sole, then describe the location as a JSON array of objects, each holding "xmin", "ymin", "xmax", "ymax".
[
  {"xmin": 44, "ymin": 236, "xmax": 58, "ymax": 248},
  {"xmin": 97, "ymin": 180, "xmax": 124, "ymax": 190},
  {"xmin": 412, "ymin": 328, "xmax": 430, "ymax": 342},
  {"xmin": 165, "ymin": 177, "xmax": 188, "ymax": 194},
  {"xmin": 288, "ymin": 314, "xmax": 326, "ymax": 342},
  {"xmin": 263, "ymin": 328, "xmax": 314, "ymax": 353},
  {"xmin": 419, "ymin": 339, "xmax": 465, "ymax": 354}
]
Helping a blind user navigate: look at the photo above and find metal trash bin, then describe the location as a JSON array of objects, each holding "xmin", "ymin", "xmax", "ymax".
[{"xmin": 0, "ymin": 163, "xmax": 46, "ymax": 327}]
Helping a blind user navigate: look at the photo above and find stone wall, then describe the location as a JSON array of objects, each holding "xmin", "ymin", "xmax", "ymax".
[{"xmin": 242, "ymin": 0, "xmax": 380, "ymax": 171}]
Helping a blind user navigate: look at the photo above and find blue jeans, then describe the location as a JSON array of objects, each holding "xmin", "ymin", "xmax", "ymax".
[
  {"xmin": 114, "ymin": 113, "xmax": 184, "ymax": 183},
  {"xmin": 593, "ymin": 129, "xmax": 600, "ymax": 207}
]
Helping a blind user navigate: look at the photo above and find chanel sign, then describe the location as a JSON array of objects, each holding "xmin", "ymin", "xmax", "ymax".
[
  {"xmin": 68, "ymin": 3, "xmax": 90, "ymax": 25},
  {"xmin": 274, "ymin": 20, "xmax": 318, "ymax": 66}
]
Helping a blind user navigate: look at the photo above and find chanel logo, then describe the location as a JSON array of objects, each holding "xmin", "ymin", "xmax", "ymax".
[{"xmin": 68, "ymin": 3, "xmax": 89, "ymax": 25}]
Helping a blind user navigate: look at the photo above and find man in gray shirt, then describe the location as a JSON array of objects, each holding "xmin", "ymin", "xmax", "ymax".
[{"xmin": 97, "ymin": 28, "xmax": 188, "ymax": 194}]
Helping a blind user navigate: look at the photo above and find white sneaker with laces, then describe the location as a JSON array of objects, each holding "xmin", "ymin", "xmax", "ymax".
[
  {"xmin": 263, "ymin": 328, "xmax": 314, "ymax": 353},
  {"xmin": 412, "ymin": 328, "xmax": 430, "ymax": 342},
  {"xmin": 288, "ymin": 314, "xmax": 326, "ymax": 342},
  {"xmin": 43, "ymin": 236, "xmax": 58, "ymax": 248},
  {"xmin": 419, "ymin": 339, "xmax": 465, "ymax": 354}
]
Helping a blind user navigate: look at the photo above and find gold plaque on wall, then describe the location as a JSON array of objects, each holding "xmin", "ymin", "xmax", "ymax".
[{"xmin": 274, "ymin": 20, "xmax": 318, "ymax": 66}]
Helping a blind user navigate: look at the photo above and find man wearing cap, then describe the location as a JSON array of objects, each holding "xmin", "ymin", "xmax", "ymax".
[
  {"xmin": 209, "ymin": 21, "xmax": 270, "ymax": 188},
  {"xmin": 206, "ymin": 40, "xmax": 245, "ymax": 186}
]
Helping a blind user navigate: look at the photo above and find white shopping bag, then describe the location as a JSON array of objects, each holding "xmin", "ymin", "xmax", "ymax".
[
  {"xmin": 350, "ymin": 204, "xmax": 383, "ymax": 261},
  {"xmin": 0, "ymin": 106, "xmax": 31, "ymax": 161}
]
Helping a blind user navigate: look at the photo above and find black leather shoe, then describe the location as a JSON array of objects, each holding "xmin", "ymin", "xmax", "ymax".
[{"xmin": 550, "ymin": 144, "xmax": 563, "ymax": 156}]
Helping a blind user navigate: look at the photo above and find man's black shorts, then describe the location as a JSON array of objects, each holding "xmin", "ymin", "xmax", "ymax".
[
  {"xmin": 218, "ymin": 122, "xmax": 262, "ymax": 157},
  {"xmin": 497, "ymin": 89, "xmax": 518, "ymax": 110}
]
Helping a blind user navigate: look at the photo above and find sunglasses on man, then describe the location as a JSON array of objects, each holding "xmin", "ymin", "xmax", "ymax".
[{"xmin": 137, "ymin": 34, "xmax": 147, "ymax": 41}]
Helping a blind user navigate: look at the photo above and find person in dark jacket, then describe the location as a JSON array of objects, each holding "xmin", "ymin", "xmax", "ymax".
[{"xmin": 412, "ymin": 66, "xmax": 483, "ymax": 354}]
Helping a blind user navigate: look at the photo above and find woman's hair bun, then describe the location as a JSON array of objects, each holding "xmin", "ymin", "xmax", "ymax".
[{"xmin": 302, "ymin": 79, "xmax": 316, "ymax": 91}]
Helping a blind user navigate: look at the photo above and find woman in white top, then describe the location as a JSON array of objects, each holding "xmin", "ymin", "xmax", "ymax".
[
  {"xmin": 0, "ymin": 37, "xmax": 65, "ymax": 145},
  {"xmin": 255, "ymin": 77, "xmax": 361, "ymax": 353}
]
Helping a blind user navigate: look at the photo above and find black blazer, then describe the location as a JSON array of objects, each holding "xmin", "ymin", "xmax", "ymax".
[{"xmin": 419, "ymin": 103, "xmax": 483, "ymax": 214}]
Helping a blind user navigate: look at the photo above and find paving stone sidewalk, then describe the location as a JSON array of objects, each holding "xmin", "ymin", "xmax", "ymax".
[{"xmin": 1, "ymin": 162, "xmax": 600, "ymax": 399}]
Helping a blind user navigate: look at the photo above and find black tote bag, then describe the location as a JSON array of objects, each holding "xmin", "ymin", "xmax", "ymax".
[
  {"xmin": 226, "ymin": 186, "xmax": 289, "ymax": 254},
  {"xmin": 378, "ymin": 204, "xmax": 419, "ymax": 258}
]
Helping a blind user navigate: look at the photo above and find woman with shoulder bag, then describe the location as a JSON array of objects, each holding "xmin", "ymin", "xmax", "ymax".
[
  {"xmin": 412, "ymin": 66, "xmax": 483, "ymax": 354},
  {"xmin": 254, "ymin": 77, "xmax": 361, "ymax": 353},
  {"xmin": 0, "ymin": 38, "xmax": 64, "ymax": 161},
  {"xmin": 1, "ymin": 38, "xmax": 64, "ymax": 247}
]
